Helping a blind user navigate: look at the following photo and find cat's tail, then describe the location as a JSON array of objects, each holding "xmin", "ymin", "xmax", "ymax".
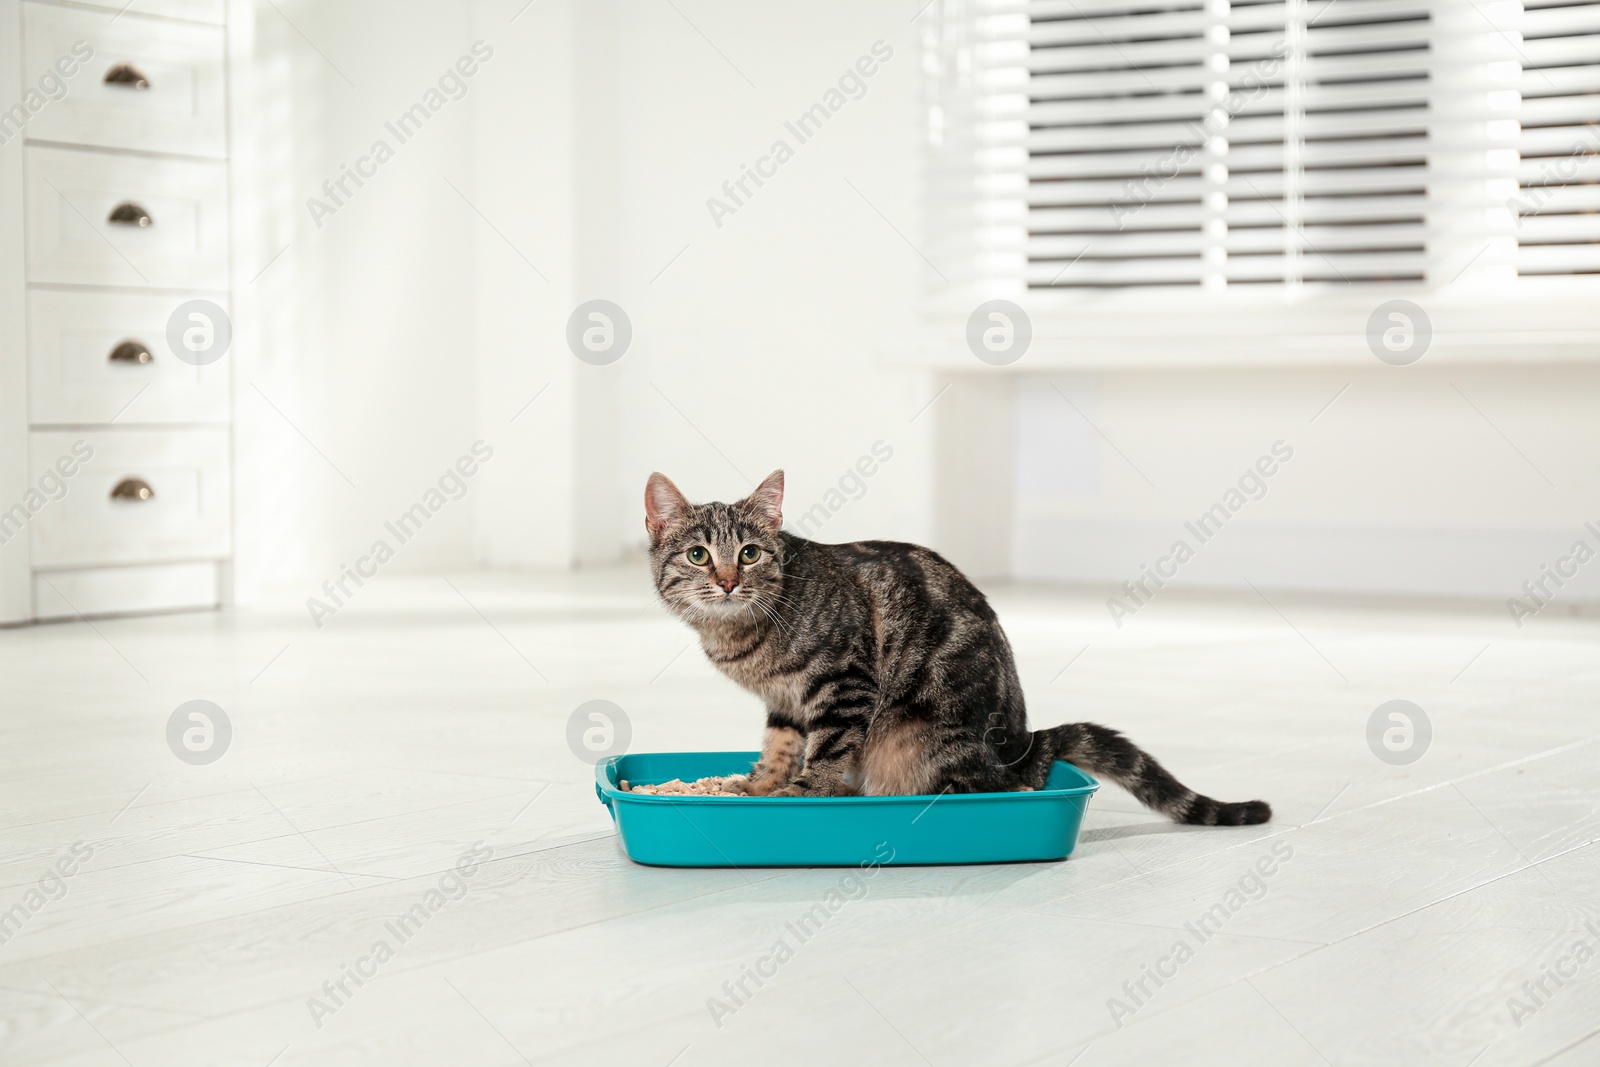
[{"xmin": 1028, "ymin": 722, "xmax": 1271, "ymax": 826}]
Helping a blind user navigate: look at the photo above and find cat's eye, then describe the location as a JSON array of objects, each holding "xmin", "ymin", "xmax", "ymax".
[
  {"xmin": 739, "ymin": 545, "xmax": 762, "ymax": 565},
  {"xmin": 686, "ymin": 546, "xmax": 710, "ymax": 566}
]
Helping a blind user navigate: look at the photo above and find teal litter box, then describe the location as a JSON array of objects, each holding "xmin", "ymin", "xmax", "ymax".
[{"xmin": 594, "ymin": 751, "xmax": 1099, "ymax": 867}]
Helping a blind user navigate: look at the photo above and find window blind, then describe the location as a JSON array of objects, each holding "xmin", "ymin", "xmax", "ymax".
[
  {"xmin": 1515, "ymin": 0, "xmax": 1600, "ymax": 277},
  {"xmin": 1026, "ymin": 0, "xmax": 1432, "ymax": 289},
  {"xmin": 922, "ymin": 0, "xmax": 1600, "ymax": 299}
]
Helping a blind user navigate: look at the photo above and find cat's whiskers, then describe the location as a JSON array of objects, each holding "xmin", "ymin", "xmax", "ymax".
[
  {"xmin": 746, "ymin": 595, "xmax": 795, "ymax": 640},
  {"xmin": 730, "ymin": 590, "xmax": 785, "ymax": 635},
  {"xmin": 765, "ymin": 590, "xmax": 807, "ymax": 621}
]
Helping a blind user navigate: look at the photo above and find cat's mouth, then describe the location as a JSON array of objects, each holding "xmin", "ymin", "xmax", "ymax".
[{"xmin": 693, "ymin": 592, "xmax": 754, "ymax": 620}]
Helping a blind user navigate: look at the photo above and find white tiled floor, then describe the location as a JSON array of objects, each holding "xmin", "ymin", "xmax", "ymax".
[{"xmin": 1, "ymin": 568, "xmax": 1596, "ymax": 1066}]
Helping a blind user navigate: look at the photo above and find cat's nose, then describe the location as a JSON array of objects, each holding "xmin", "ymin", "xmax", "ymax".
[{"xmin": 717, "ymin": 578, "xmax": 739, "ymax": 594}]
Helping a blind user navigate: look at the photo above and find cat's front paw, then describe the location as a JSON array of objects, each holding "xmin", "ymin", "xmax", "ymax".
[
  {"xmin": 716, "ymin": 774, "xmax": 755, "ymax": 795},
  {"xmin": 770, "ymin": 778, "xmax": 854, "ymax": 798},
  {"xmin": 737, "ymin": 770, "xmax": 802, "ymax": 796}
]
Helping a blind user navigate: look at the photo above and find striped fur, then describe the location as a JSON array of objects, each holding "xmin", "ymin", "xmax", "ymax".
[{"xmin": 644, "ymin": 471, "xmax": 1271, "ymax": 824}]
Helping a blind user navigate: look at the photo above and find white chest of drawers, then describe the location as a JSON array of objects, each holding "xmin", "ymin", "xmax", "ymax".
[{"xmin": 0, "ymin": 0, "xmax": 236, "ymax": 623}]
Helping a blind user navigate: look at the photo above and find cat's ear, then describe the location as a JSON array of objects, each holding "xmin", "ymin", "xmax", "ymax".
[
  {"xmin": 645, "ymin": 473, "xmax": 690, "ymax": 542},
  {"xmin": 742, "ymin": 470, "xmax": 784, "ymax": 530}
]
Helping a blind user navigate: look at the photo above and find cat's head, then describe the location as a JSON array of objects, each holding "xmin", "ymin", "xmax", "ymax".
[{"xmin": 645, "ymin": 470, "xmax": 785, "ymax": 625}]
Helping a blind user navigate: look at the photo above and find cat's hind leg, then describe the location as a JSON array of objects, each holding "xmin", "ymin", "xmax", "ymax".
[{"xmin": 860, "ymin": 712, "xmax": 1015, "ymax": 796}]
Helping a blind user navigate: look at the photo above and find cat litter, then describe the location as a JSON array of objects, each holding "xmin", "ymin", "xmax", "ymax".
[{"xmin": 624, "ymin": 776, "xmax": 746, "ymax": 796}]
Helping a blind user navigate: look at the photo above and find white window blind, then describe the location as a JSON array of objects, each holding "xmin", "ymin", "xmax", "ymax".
[
  {"xmin": 922, "ymin": 0, "xmax": 1600, "ymax": 304},
  {"xmin": 1516, "ymin": 0, "xmax": 1600, "ymax": 277},
  {"xmin": 1028, "ymin": 0, "xmax": 1435, "ymax": 288}
]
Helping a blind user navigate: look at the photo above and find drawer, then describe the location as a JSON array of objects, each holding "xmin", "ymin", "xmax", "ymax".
[
  {"xmin": 29, "ymin": 429, "xmax": 230, "ymax": 568},
  {"xmin": 22, "ymin": 2, "xmax": 227, "ymax": 158},
  {"xmin": 29, "ymin": 290, "xmax": 230, "ymax": 425},
  {"xmin": 25, "ymin": 146, "xmax": 229, "ymax": 290},
  {"xmin": 35, "ymin": 1, "xmax": 226, "ymax": 27}
]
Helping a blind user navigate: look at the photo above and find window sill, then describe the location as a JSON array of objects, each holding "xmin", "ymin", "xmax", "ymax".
[{"xmin": 900, "ymin": 287, "xmax": 1600, "ymax": 370}]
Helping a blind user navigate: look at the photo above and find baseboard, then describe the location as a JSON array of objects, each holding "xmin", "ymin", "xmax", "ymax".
[{"xmin": 32, "ymin": 561, "xmax": 222, "ymax": 622}]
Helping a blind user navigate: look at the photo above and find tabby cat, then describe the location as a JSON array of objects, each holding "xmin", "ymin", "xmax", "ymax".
[{"xmin": 645, "ymin": 470, "xmax": 1271, "ymax": 825}]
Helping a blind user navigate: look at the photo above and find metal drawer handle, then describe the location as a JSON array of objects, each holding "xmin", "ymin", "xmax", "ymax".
[
  {"xmin": 108, "ymin": 202, "xmax": 152, "ymax": 227},
  {"xmin": 110, "ymin": 477, "xmax": 155, "ymax": 502},
  {"xmin": 109, "ymin": 340, "xmax": 153, "ymax": 365},
  {"xmin": 104, "ymin": 64, "xmax": 150, "ymax": 90}
]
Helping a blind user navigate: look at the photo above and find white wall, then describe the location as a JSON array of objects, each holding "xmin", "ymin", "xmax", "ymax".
[
  {"xmin": 237, "ymin": 0, "xmax": 937, "ymax": 597},
  {"xmin": 237, "ymin": 0, "xmax": 1597, "ymax": 615},
  {"xmin": 572, "ymin": 0, "xmax": 934, "ymax": 559},
  {"xmin": 237, "ymin": 0, "xmax": 486, "ymax": 598},
  {"xmin": 1013, "ymin": 366, "xmax": 1600, "ymax": 606},
  {"xmin": 466, "ymin": 0, "xmax": 581, "ymax": 570}
]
